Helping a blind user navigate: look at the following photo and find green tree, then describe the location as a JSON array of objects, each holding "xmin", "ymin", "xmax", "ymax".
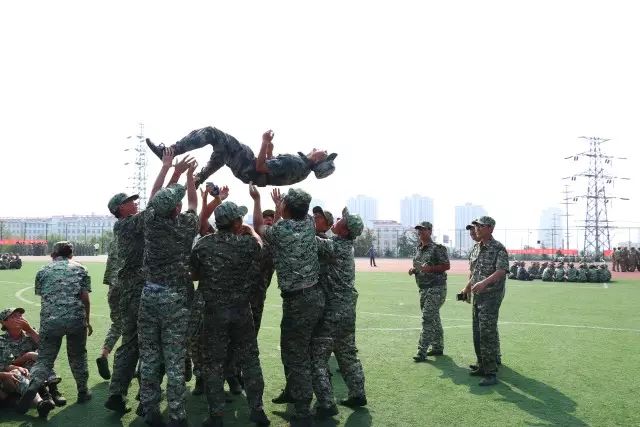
[
  {"xmin": 354, "ymin": 228, "xmax": 376, "ymax": 257},
  {"xmin": 397, "ymin": 230, "xmax": 417, "ymax": 258}
]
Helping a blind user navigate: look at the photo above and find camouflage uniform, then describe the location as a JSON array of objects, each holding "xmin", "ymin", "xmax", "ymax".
[
  {"xmin": 508, "ymin": 263, "xmax": 518, "ymax": 280},
  {"xmin": 566, "ymin": 265, "xmax": 578, "ymax": 282},
  {"xmin": 102, "ymin": 238, "xmax": 122, "ymax": 352},
  {"xmin": 156, "ymin": 127, "xmax": 336, "ymax": 187},
  {"xmin": 263, "ymin": 189, "xmax": 325, "ymax": 419},
  {"xmin": 0, "ymin": 309, "xmax": 37, "ymax": 397},
  {"xmin": 109, "ymin": 212, "xmax": 145, "ymax": 399},
  {"xmin": 469, "ymin": 235, "xmax": 509, "ymax": 376},
  {"xmin": 541, "ymin": 265, "xmax": 555, "ymax": 282},
  {"xmin": 190, "ymin": 202, "xmax": 266, "ymax": 419},
  {"xmin": 138, "ymin": 184, "xmax": 198, "ymax": 423},
  {"xmin": 411, "ymin": 236, "xmax": 448, "ymax": 357},
  {"xmin": 248, "ymin": 243, "xmax": 275, "ymax": 334},
  {"xmin": 27, "ymin": 255, "xmax": 91, "ymax": 394},
  {"xmin": 516, "ymin": 264, "xmax": 530, "ymax": 281},
  {"xmin": 600, "ymin": 265, "xmax": 612, "ymax": 282},
  {"xmin": 187, "ymin": 288, "xmax": 206, "ymax": 384},
  {"xmin": 554, "ymin": 265, "xmax": 566, "ymax": 282},
  {"xmin": 577, "ymin": 265, "xmax": 588, "ymax": 282}
]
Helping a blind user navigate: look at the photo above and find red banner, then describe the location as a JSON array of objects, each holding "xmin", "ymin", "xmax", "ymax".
[{"xmin": 0, "ymin": 239, "xmax": 48, "ymax": 245}]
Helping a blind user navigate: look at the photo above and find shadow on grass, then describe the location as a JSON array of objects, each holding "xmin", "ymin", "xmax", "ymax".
[{"xmin": 430, "ymin": 356, "xmax": 587, "ymax": 426}]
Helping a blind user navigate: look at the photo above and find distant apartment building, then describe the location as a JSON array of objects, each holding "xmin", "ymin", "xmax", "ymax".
[
  {"xmin": 371, "ymin": 220, "xmax": 406, "ymax": 256},
  {"xmin": 346, "ymin": 195, "xmax": 378, "ymax": 226},
  {"xmin": 400, "ymin": 194, "xmax": 434, "ymax": 227},
  {"xmin": 0, "ymin": 215, "xmax": 117, "ymax": 241}
]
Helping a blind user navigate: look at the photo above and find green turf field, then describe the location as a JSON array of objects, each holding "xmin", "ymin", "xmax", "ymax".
[{"xmin": 0, "ymin": 262, "xmax": 638, "ymax": 426}]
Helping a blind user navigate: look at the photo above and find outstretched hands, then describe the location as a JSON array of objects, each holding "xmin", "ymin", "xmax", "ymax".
[
  {"xmin": 174, "ymin": 155, "xmax": 197, "ymax": 175},
  {"xmin": 249, "ymin": 182, "xmax": 260, "ymax": 200},
  {"xmin": 270, "ymin": 188, "xmax": 282, "ymax": 207},
  {"xmin": 162, "ymin": 147, "xmax": 175, "ymax": 168},
  {"xmin": 262, "ymin": 130, "xmax": 274, "ymax": 144}
]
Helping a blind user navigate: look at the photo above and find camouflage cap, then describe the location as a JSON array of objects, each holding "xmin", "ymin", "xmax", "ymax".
[
  {"xmin": 214, "ymin": 201, "xmax": 248, "ymax": 227},
  {"xmin": 342, "ymin": 207, "xmax": 364, "ymax": 238},
  {"xmin": 472, "ymin": 216, "xmax": 496, "ymax": 227},
  {"xmin": 311, "ymin": 153, "xmax": 337, "ymax": 179},
  {"xmin": 283, "ymin": 188, "xmax": 312, "ymax": 211},
  {"xmin": 149, "ymin": 184, "xmax": 185, "ymax": 217},
  {"xmin": 0, "ymin": 307, "xmax": 24, "ymax": 330},
  {"xmin": 414, "ymin": 221, "xmax": 433, "ymax": 230},
  {"xmin": 108, "ymin": 193, "xmax": 139, "ymax": 215},
  {"xmin": 312, "ymin": 206, "xmax": 334, "ymax": 226}
]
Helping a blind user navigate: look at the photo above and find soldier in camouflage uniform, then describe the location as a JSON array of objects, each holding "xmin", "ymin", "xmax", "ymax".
[
  {"xmin": 16, "ymin": 242, "xmax": 93, "ymax": 414},
  {"xmin": 106, "ymin": 149, "xmax": 189, "ymax": 413},
  {"xmin": 541, "ymin": 263, "xmax": 555, "ymax": 281},
  {"xmin": 554, "ymin": 263, "xmax": 566, "ymax": 282},
  {"xmin": 96, "ymin": 200, "xmax": 133, "ymax": 381},
  {"xmin": 191, "ymin": 201, "xmax": 270, "ymax": 427},
  {"xmin": 517, "ymin": 262, "xmax": 531, "ymax": 281},
  {"xmin": 0, "ymin": 306, "xmax": 66, "ymax": 407},
  {"xmin": 409, "ymin": 221, "xmax": 450, "ymax": 362},
  {"xmin": 577, "ymin": 264, "xmax": 588, "ymax": 282},
  {"xmin": 508, "ymin": 262, "xmax": 518, "ymax": 280},
  {"xmin": 628, "ymin": 248, "xmax": 638, "ymax": 272},
  {"xmin": 461, "ymin": 216, "xmax": 509, "ymax": 386},
  {"xmin": 566, "ymin": 263, "xmax": 578, "ymax": 282},
  {"xmin": 137, "ymin": 167, "xmax": 199, "ymax": 427},
  {"xmin": 313, "ymin": 207, "xmax": 368, "ymax": 414},
  {"xmin": 249, "ymin": 209, "xmax": 276, "ymax": 334},
  {"xmin": 251, "ymin": 185, "xmax": 325, "ymax": 427},
  {"xmin": 600, "ymin": 264, "xmax": 612, "ymax": 282},
  {"xmin": 147, "ymin": 127, "xmax": 337, "ymax": 187},
  {"xmin": 611, "ymin": 247, "xmax": 618, "ymax": 272}
]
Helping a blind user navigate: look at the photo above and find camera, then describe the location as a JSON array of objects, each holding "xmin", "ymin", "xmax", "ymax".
[
  {"xmin": 205, "ymin": 182, "xmax": 220, "ymax": 197},
  {"xmin": 456, "ymin": 292, "xmax": 468, "ymax": 302}
]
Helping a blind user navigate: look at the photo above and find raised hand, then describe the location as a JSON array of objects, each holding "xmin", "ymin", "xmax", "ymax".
[
  {"xmin": 262, "ymin": 129, "xmax": 274, "ymax": 143},
  {"xmin": 162, "ymin": 147, "xmax": 175, "ymax": 167},
  {"xmin": 218, "ymin": 185, "xmax": 230, "ymax": 201},
  {"xmin": 271, "ymin": 188, "xmax": 282, "ymax": 206},
  {"xmin": 173, "ymin": 155, "xmax": 196, "ymax": 175},
  {"xmin": 249, "ymin": 182, "xmax": 260, "ymax": 200},
  {"xmin": 187, "ymin": 159, "xmax": 198, "ymax": 176}
]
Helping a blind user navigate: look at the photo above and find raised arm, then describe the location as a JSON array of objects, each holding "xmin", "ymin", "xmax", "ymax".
[
  {"xmin": 186, "ymin": 159, "xmax": 198, "ymax": 212},
  {"xmin": 271, "ymin": 188, "xmax": 283, "ymax": 221},
  {"xmin": 249, "ymin": 183, "xmax": 264, "ymax": 236},
  {"xmin": 168, "ymin": 155, "xmax": 197, "ymax": 186},
  {"xmin": 199, "ymin": 186, "xmax": 229, "ymax": 236},
  {"xmin": 149, "ymin": 147, "xmax": 175, "ymax": 199},
  {"xmin": 255, "ymin": 130, "xmax": 274, "ymax": 174}
]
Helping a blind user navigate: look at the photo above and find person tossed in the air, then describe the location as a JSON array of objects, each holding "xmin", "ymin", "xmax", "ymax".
[{"xmin": 146, "ymin": 127, "xmax": 337, "ymax": 187}]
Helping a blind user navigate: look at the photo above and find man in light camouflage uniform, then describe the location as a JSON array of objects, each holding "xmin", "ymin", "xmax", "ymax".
[
  {"xmin": 191, "ymin": 201, "xmax": 270, "ymax": 427},
  {"xmin": 314, "ymin": 207, "xmax": 368, "ymax": 413},
  {"xmin": 147, "ymin": 127, "xmax": 337, "ymax": 187},
  {"xmin": 106, "ymin": 149, "xmax": 188, "ymax": 414},
  {"xmin": 409, "ymin": 221, "xmax": 450, "ymax": 362},
  {"xmin": 251, "ymin": 185, "xmax": 325, "ymax": 427},
  {"xmin": 461, "ymin": 216, "xmax": 509, "ymax": 386},
  {"xmin": 137, "ymin": 163, "xmax": 198, "ymax": 427},
  {"xmin": 17, "ymin": 242, "xmax": 93, "ymax": 413}
]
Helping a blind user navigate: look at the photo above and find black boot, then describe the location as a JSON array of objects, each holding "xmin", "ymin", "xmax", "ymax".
[
  {"xmin": 37, "ymin": 398, "xmax": 55, "ymax": 418},
  {"xmin": 48, "ymin": 383, "xmax": 67, "ymax": 407},
  {"xmin": 339, "ymin": 395, "xmax": 367, "ymax": 407},
  {"xmin": 249, "ymin": 408, "xmax": 271, "ymax": 425},
  {"xmin": 77, "ymin": 390, "xmax": 92, "ymax": 403},
  {"xmin": 146, "ymin": 138, "xmax": 167, "ymax": 160},
  {"xmin": 96, "ymin": 356, "xmax": 111, "ymax": 380},
  {"xmin": 226, "ymin": 376, "xmax": 243, "ymax": 395},
  {"xmin": 105, "ymin": 394, "xmax": 128, "ymax": 413},
  {"xmin": 272, "ymin": 386, "xmax": 295, "ymax": 404}
]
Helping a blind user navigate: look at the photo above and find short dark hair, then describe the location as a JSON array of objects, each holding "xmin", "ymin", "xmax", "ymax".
[
  {"xmin": 52, "ymin": 245, "xmax": 73, "ymax": 258},
  {"xmin": 288, "ymin": 204, "xmax": 309, "ymax": 220}
]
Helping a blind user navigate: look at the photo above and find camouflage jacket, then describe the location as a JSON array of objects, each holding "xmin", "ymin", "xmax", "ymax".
[
  {"xmin": 191, "ymin": 229, "xmax": 260, "ymax": 305},
  {"xmin": 469, "ymin": 238, "xmax": 509, "ymax": 293},
  {"xmin": 264, "ymin": 216, "xmax": 319, "ymax": 293},
  {"xmin": 114, "ymin": 213, "xmax": 145, "ymax": 286},
  {"xmin": 412, "ymin": 240, "xmax": 449, "ymax": 288},
  {"xmin": 0, "ymin": 332, "xmax": 38, "ymax": 370},
  {"xmin": 103, "ymin": 237, "xmax": 121, "ymax": 286},
  {"xmin": 35, "ymin": 257, "xmax": 91, "ymax": 327},
  {"xmin": 316, "ymin": 235, "xmax": 356, "ymax": 295},
  {"xmin": 143, "ymin": 209, "xmax": 199, "ymax": 291},
  {"xmin": 265, "ymin": 153, "xmax": 312, "ymax": 186},
  {"xmin": 554, "ymin": 267, "xmax": 565, "ymax": 281},
  {"xmin": 577, "ymin": 268, "xmax": 588, "ymax": 282},
  {"xmin": 542, "ymin": 267, "xmax": 554, "ymax": 280},
  {"xmin": 566, "ymin": 267, "xmax": 578, "ymax": 281}
]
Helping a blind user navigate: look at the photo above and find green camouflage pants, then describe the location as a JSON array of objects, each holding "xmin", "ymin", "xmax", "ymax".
[
  {"xmin": 138, "ymin": 284, "xmax": 190, "ymax": 421},
  {"xmin": 109, "ymin": 281, "xmax": 143, "ymax": 397},
  {"xmin": 29, "ymin": 322, "xmax": 88, "ymax": 393},
  {"xmin": 472, "ymin": 291, "xmax": 504, "ymax": 375},
  {"xmin": 102, "ymin": 284, "xmax": 122, "ymax": 352},
  {"xmin": 311, "ymin": 283, "xmax": 336, "ymax": 408},
  {"xmin": 202, "ymin": 301, "xmax": 264, "ymax": 416},
  {"xmin": 417, "ymin": 285, "xmax": 447, "ymax": 355},
  {"xmin": 281, "ymin": 286, "xmax": 325, "ymax": 418},
  {"xmin": 187, "ymin": 289, "xmax": 205, "ymax": 380}
]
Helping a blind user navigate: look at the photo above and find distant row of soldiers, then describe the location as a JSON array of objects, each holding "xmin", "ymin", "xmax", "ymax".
[
  {"xmin": 508, "ymin": 261, "xmax": 611, "ymax": 283},
  {"xmin": 0, "ymin": 254, "xmax": 22, "ymax": 270},
  {"xmin": 611, "ymin": 247, "xmax": 640, "ymax": 272}
]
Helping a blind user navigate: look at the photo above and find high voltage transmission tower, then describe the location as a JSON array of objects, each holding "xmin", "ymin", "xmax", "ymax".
[
  {"xmin": 125, "ymin": 122, "xmax": 148, "ymax": 209},
  {"xmin": 564, "ymin": 136, "xmax": 630, "ymax": 258}
]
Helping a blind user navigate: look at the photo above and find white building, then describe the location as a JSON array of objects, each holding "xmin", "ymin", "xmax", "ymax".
[
  {"xmin": 400, "ymin": 194, "xmax": 434, "ymax": 227},
  {"xmin": 454, "ymin": 203, "xmax": 487, "ymax": 253},
  {"xmin": 371, "ymin": 220, "xmax": 407, "ymax": 256},
  {"xmin": 538, "ymin": 207, "xmax": 565, "ymax": 249},
  {"xmin": 0, "ymin": 215, "xmax": 117, "ymax": 241},
  {"xmin": 346, "ymin": 195, "xmax": 378, "ymax": 226}
]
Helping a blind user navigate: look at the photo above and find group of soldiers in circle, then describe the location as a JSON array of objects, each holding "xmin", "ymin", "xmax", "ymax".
[
  {"xmin": 3, "ymin": 126, "xmax": 366, "ymax": 427},
  {"xmin": 611, "ymin": 247, "xmax": 640, "ymax": 272},
  {"xmin": 508, "ymin": 261, "xmax": 612, "ymax": 282},
  {"xmin": 0, "ymin": 254, "xmax": 22, "ymax": 270}
]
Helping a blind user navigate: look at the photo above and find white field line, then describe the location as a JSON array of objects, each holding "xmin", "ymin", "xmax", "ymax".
[{"xmin": 15, "ymin": 285, "xmax": 108, "ymax": 317}]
